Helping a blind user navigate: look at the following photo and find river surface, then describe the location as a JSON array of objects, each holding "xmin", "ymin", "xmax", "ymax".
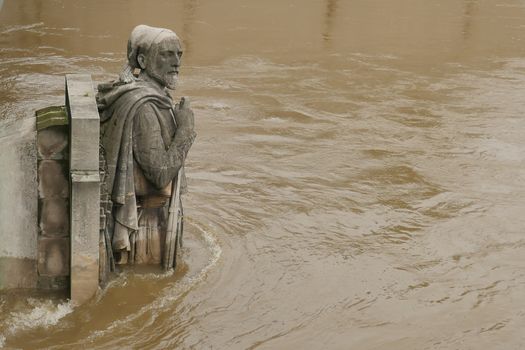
[{"xmin": 1, "ymin": 0, "xmax": 525, "ymax": 349}]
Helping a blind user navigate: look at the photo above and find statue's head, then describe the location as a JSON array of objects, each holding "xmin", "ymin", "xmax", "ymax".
[{"xmin": 123, "ymin": 25, "xmax": 183, "ymax": 90}]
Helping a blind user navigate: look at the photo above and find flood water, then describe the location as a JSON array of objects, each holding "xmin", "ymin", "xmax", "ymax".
[{"xmin": 1, "ymin": 0, "xmax": 525, "ymax": 349}]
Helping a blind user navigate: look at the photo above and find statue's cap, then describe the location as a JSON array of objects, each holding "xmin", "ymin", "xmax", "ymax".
[
  {"xmin": 118, "ymin": 25, "xmax": 179, "ymax": 84},
  {"xmin": 127, "ymin": 24, "xmax": 179, "ymax": 69}
]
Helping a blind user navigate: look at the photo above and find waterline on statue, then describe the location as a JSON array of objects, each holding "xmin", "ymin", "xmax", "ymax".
[
  {"xmin": 0, "ymin": 221, "xmax": 221, "ymax": 348},
  {"xmin": 86, "ymin": 220, "xmax": 222, "ymax": 342}
]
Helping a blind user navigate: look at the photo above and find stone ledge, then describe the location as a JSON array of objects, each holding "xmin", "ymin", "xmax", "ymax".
[
  {"xmin": 66, "ymin": 74, "xmax": 100, "ymax": 172},
  {"xmin": 71, "ymin": 170, "xmax": 100, "ymax": 183}
]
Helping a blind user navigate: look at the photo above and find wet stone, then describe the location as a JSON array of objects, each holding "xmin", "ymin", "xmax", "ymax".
[
  {"xmin": 37, "ymin": 237, "xmax": 70, "ymax": 277},
  {"xmin": 0, "ymin": 117, "xmax": 38, "ymax": 290},
  {"xmin": 67, "ymin": 74, "xmax": 100, "ymax": 304},
  {"xmin": 38, "ymin": 160, "xmax": 69, "ymax": 199},
  {"xmin": 0, "ymin": 257, "xmax": 37, "ymax": 289},
  {"xmin": 37, "ymin": 125, "xmax": 68, "ymax": 160},
  {"xmin": 39, "ymin": 198, "xmax": 69, "ymax": 236},
  {"xmin": 37, "ymin": 275, "xmax": 69, "ymax": 291}
]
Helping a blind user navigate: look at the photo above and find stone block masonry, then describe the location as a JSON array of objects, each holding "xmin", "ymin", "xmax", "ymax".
[
  {"xmin": 1, "ymin": 75, "xmax": 101, "ymax": 305},
  {"xmin": 36, "ymin": 118, "xmax": 70, "ymax": 291}
]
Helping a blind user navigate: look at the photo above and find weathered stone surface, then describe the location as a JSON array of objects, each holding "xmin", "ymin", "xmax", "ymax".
[
  {"xmin": 39, "ymin": 198, "xmax": 69, "ymax": 236},
  {"xmin": 70, "ymin": 172, "xmax": 100, "ymax": 254},
  {"xmin": 37, "ymin": 276, "xmax": 68, "ymax": 291},
  {"xmin": 67, "ymin": 74, "xmax": 99, "ymax": 172},
  {"xmin": 67, "ymin": 74, "xmax": 100, "ymax": 304},
  {"xmin": 37, "ymin": 118, "xmax": 70, "ymax": 291},
  {"xmin": 0, "ymin": 257, "xmax": 37, "ymax": 289},
  {"xmin": 38, "ymin": 160, "xmax": 68, "ymax": 199},
  {"xmin": 37, "ymin": 125, "xmax": 68, "ymax": 160},
  {"xmin": 0, "ymin": 117, "xmax": 38, "ymax": 290},
  {"xmin": 37, "ymin": 237, "xmax": 70, "ymax": 277},
  {"xmin": 70, "ymin": 179, "xmax": 100, "ymax": 300},
  {"xmin": 70, "ymin": 254, "xmax": 98, "ymax": 303}
]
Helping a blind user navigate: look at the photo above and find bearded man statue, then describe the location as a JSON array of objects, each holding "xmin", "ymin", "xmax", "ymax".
[{"xmin": 97, "ymin": 25, "xmax": 196, "ymax": 266}]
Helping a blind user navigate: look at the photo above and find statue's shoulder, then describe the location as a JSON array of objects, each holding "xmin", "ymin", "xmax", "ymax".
[{"xmin": 98, "ymin": 80, "xmax": 172, "ymax": 121}]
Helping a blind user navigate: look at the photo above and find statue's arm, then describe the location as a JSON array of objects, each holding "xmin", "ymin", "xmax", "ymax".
[{"xmin": 132, "ymin": 104, "xmax": 193, "ymax": 189}]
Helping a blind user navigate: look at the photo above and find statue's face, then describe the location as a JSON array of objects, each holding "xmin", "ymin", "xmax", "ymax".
[{"xmin": 144, "ymin": 36, "xmax": 183, "ymax": 90}]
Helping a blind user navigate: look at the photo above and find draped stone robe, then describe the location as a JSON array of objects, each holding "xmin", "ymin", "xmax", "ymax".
[
  {"xmin": 131, "ymin": 99, "xmax": 184, "ymax": 264},
  {"xmin": 97, "ymin": 79, "xmax": 187, "ymax": 265}
]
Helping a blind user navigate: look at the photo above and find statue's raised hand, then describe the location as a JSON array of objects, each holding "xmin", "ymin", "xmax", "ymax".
[{"xmin": 174, "ymin": 97, "xmax": 195, "ymax": 132}]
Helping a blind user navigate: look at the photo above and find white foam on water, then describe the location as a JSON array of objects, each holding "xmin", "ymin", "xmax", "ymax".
[
  {"xmin": 0, "ymin": 222, "xmax": 221, "ymax": 347},
  {"xmin": 263, "ymin": 116, "xmax": 286, "ymax": 123},
  {"xmin": 87, "ymin": 221, "xmax": 222, "ymax": 341},
  {"xmin": 131, "ymin": 268, "xmax": 176, "ymax": 281},
  {"xmin": 0, "ymin": 22, "xmax": 44, "ymax": 35},
  {"xmin": 208, "ymin": 101, "xmax": 230, "ymax": 110},
  {"xmin": 6, "ymin": 299, "xmax": 73, "ymax": 335}
]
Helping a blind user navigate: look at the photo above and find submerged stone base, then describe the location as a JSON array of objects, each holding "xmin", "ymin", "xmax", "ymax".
[{"xmin": 70, "ymin": 254, "xmax": 98, "ymax": 303}]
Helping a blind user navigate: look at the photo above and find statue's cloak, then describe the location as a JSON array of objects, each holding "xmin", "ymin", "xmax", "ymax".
[{"xmin": 97, "ymin": 80, "xmax": 173, "ymax": 251}]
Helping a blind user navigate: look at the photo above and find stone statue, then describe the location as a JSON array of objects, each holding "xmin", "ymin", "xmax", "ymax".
[{"xmin": 97, "ymin": 25, "xmax": 196, "ymax": 267}]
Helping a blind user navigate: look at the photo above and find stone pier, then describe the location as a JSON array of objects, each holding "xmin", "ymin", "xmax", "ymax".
[
  {"xmin": 0, "ymin": 74, "xmax": 101, "ymax": 305},
  {"xmin": 66, "ymin": 74, "xmax": 100, "ymax": 304}
]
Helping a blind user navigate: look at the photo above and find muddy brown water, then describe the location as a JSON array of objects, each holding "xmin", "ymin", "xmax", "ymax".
[{"xmin": 1, "ymin": 0, "xmax": 525, "ymax": 349}]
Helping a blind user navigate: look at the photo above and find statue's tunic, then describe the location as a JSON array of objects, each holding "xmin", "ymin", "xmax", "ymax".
[
  {"xmin": 97, "ymin": 79, "xmax": 189, "ymax": 265},
  {"xmin": 132, "ymin": 102, "xmax": 180, "ymax": 264}
]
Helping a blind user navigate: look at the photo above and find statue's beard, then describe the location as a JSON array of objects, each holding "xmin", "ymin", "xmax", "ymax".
[
  {"xmin": 163, "ymin": 73, "xmax": 178, "ymax": 90},
  {"xmin": 147, "ymin": 69, "xmax": 179, "ymax": 90}
]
